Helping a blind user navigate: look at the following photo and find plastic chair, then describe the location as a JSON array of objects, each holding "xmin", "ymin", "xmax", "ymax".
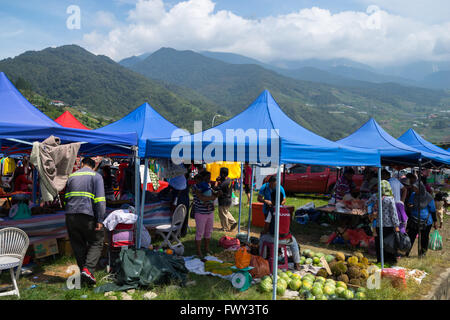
[
  {"xmin": 155, "ymin": 204, "xmax": 186, "ymax": 249},
  {"xmin": 0, "ymin": 227, "xmax": 29, "ymax": 298},
  {"xmin": 106, "ymin": 223, "xmax": 135, "ymax": 273},
  {"xmin": 260, "ymin": 241, "xmax": 289, "ymax": 273}
]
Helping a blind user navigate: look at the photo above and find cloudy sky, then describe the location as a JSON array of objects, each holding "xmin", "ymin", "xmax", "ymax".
[{"xmin": 1, "ymin": 0, "xmax": 450, "ymax": 67}]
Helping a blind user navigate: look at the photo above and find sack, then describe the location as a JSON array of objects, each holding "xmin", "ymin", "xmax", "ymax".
[
  {"xmin": 428, "ymin": 230, "xmax": 443, "ymax": 251},
  {"xmin": 249, "ymin": 255, "xmax": 270, "ymax": 279},
  {"xmin": 381, "ymin": 268, "xmax": 407, "ymax": 289},
  {"xmin": 219, "ymin": 236, "xmax": 240, "ymax": 249},
  {"xmin": 396, "ymin": 232, "xmax": 412, "ymax": 255},
  {"xmin": 235, "ymin": 246, "xmax": 251, "ymax": 269},
  {"xmin": 383, "ymin": 232, "xmax": 399, "ymax": 255}
]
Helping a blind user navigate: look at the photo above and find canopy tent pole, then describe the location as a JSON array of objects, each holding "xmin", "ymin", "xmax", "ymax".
[
  {"xmin": 418, "ymin": 159, "xmax": 422, "ymax": 258},
  {"xmin": 246, "ymin": 164, "xmax": 255, "ymax": 242},
  {"xmin": 237, "ymin": 162, "xmax": 244, "ymax": 233},
  {"xmin": 134, "ymin": 148, "xmax": 141, "ymax": 247},
  {"xmin": 271, "ymin": 164, "xmax": 282, "ymax": 300},
  {"xmin": 137, "ymin": 157, "xmax": 149, "ymax": 249},
  {"xmin": 378, "ymin": 167, "xmax": 384, "ymax": 270}
]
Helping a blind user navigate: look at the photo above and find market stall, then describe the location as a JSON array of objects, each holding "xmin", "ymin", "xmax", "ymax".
[
  {"xmin": 0, "ymin": 200, "xmax": 172, "ymax": 245},
  {"xmin": 145, "ymin": 89, "xmax": 381, "ymax": 299}
]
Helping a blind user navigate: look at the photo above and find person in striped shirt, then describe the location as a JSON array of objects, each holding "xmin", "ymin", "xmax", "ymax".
[{"xmin": 192, "ymin": 171, "xmax": 219, "ymax": 259}]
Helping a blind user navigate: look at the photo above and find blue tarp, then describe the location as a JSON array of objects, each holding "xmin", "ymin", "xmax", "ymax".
[
  {"xmin": 147, "ymin": 90, "xmax": 381, "ymax": 167},
  {"xmin": 337, "ymin": 118, "xmax": 422, "ymax": 164},
  {"xmin": 95, "ymin": 102, "xmax": 187, "ymax": 158},
  {"xmin": 398, "ymin": 129, "xmax": 450, "ymax": 165},
  {"xmin": 0, "ymin": 72, "xmax": 137, "ymax": 152}
]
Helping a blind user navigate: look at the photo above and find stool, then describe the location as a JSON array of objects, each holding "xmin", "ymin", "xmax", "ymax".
[{"xmin": 260, "ymin": 241, "xmax": 289, "ymax": 272}]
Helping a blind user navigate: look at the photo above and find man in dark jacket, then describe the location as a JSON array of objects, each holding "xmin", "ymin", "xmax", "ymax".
[
  {"xmin": 214, "ymin": 167, "xmax": 237, "ymax": 232},
  {"xmin": 65, "ymin": 157, "xmax": 106, "ymax": 285}
]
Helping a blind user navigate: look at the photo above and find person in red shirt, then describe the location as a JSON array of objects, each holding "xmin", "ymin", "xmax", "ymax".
[
  {"xmin": 13, "ymin": 167, "xmax": 32, "ymax": 192},
  {"xmin": 243, "ymin": 162, "xmax": 253, "ymax": 206}
]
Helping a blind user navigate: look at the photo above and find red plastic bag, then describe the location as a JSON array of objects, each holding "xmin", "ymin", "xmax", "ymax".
[
  {"xmin": 382, "ymin": 268, "xmax": 407, "ymax": 289},
  {"xmin": 249, "ymin": 255, "xmax": 270, "ymax": 279},
  {"xmin": 219, "ymin": 236, "xmax": 240, "ymax": 249}
]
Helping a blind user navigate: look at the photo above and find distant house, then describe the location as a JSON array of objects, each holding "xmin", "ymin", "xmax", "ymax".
[{"xmin": 50, "ymin": 100, "xmax": 66, "ymax": 107}]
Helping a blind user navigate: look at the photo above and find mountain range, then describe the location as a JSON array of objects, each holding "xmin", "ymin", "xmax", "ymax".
[{"xmin": 0, "ymin": 45, "xmax": 448, "ymax": 144}]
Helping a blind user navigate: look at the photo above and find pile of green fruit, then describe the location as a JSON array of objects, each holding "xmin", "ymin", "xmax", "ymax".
[
  {"xmin": 258, "ymin": 270, "xmax": 302, "ymax": 296},
  {"xmin": 300, "ymin": 249, "xmax": 335, "ymax": 268},
  {"xmin": 258, "ymin": 269, "xmax": 366, "ymax": 300},
  {"xmin": 298, "ymin": 274, "xmax": 367, "ymax": 300}
]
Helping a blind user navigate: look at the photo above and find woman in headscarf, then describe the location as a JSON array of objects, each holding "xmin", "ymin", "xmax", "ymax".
[
  {"xmin": 406, "ymin": 182, "xmax": 438, "ymax": 257},
  {"xmin": 372, "ymin": 180, "xmax": 400, "ymax": 264}
]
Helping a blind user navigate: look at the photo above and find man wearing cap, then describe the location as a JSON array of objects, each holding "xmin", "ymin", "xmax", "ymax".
[{"xmin": 65, "ymin": 157, "xmax": 106, "ymax": 286}]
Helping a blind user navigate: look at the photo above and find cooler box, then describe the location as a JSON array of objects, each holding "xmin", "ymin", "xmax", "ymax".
[{"xmin": 251, "ymin": 203, "xmax": 295, "ymax": 227}]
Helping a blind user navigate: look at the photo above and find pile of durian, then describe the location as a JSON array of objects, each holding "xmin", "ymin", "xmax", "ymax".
[{"xmin": 316, "ymin": 252, "xmax": 374, "ymax": 287}]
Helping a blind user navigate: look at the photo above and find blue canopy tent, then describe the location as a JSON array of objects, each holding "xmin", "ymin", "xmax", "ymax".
[
  {"xmin": 337, "ymin": 118, "xmax": 423, "ymax": 165},
  {"xmin": 337, "ymin": 118, "xmax": 448, "ymax": 270},
  {"xmin": 147, "ymin": 90, "xmax": 380, "ymax": 166},
  {"xmin": 146, "ymin": 90, "xmax": 381, "ymax": 299},
  {"xmin": 94, "ymin": 102, "xmax": 189, "ymax": 247},
  {"xmin": 0, "ymin": 72, "xmax": 137, "ymax": 152},
  {"xmin": 398, "ymin": 129, "xmax": 450, "ymax": 166},
  {"xmin": 95, "ymin": 102, "xmax": 187, "ymax": 158}
]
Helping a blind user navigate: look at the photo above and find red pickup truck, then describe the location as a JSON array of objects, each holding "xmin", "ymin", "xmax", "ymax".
[{"xmin": 264, "ymin": 165, "xmax": 364, "ymax": 194}]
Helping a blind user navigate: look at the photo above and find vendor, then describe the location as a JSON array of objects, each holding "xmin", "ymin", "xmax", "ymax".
[
  {"xmin": 359, "ymin": 168, "xmax": 377, "ymax": 199},
  {"xmin": 12, "ymin": 167, "xmax": 32, "ymax": 192},
  {"xmin": 257, "ymin": 175, "xmax": 286, "ymax": 217},
  {"xmin": 258, "ymin": 179, "xmax": 301, "ymax": 270},
  {"xmin": 334, "ymin": 168, "xmax": 357, "ymax": 201}
]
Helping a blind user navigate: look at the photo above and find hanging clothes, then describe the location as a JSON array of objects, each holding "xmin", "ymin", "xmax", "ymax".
[
  {"xmin": 1, "ymin": 157, "xmax": 16, "ymax": 176},
  {"xmin": 30, "ymin": 135, "xmax": 81, "ymax": 202}
]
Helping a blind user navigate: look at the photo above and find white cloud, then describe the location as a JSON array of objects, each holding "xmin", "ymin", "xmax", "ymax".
[
  {"xmin": 81, "ymin": 0, "xmax": 450, "ymax": 66},
  {"xmin": 94, "ymin": 11, "xmax": 119, "ymax": 29}
]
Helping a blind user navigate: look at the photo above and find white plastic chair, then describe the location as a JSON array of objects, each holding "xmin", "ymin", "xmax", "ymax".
[
  {"xmin": 0, "ymin": 227, "xmax": 29, "ymax": 298},
  {"xmin": 155, "ymin": 204, "xmax": 186, "ymax": 249}
]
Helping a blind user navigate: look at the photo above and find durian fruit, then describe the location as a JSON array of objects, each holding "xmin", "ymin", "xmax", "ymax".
[
  {"xmin": 354, "ymin": 252, "xmax": 364, "ymax": 262},
  {"xmin": 360, "ymin": 257, "xmax": 369, "ymax": 266},
  {"xmin": 349, "ymin": 278, "xmax": 362, "ymax": 286},
  {"xmin": 335, "ymin": 252, "xmax": 345, "ymax": 261},
  {"xmin": 316, "ymin": 268, "xmax": 329, "ymax": 278},
  {"xmin": 347, "ymin": 266, "xmax": 361, "ymax": 279},
  {"xmin": 331, "ymin": 261, "xmax": 347, "ymax": 276},
  {"xmin": 360, "ymin": 269, "xmax": 369, "ymax": 280},
  {"xmin": 347, "ymin": 256, "xmax": 359, "ymax": 267},
  {"xmin": 337, "ymin": 274, "xmax": 349, "ymax": 284}
]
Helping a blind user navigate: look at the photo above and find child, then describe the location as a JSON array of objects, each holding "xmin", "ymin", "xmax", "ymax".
[{"xmin": 193, "ymin": 171, "xmax": 218, "ymax": 259}]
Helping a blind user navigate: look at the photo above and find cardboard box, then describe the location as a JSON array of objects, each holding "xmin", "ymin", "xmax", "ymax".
[
  {"xmin": 57, "ymin": 238, "xmax": 73, "ymax": 256},
  {"xmin": 33, "ymin": 238, "xmax": 59, "ymax": 259}
]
